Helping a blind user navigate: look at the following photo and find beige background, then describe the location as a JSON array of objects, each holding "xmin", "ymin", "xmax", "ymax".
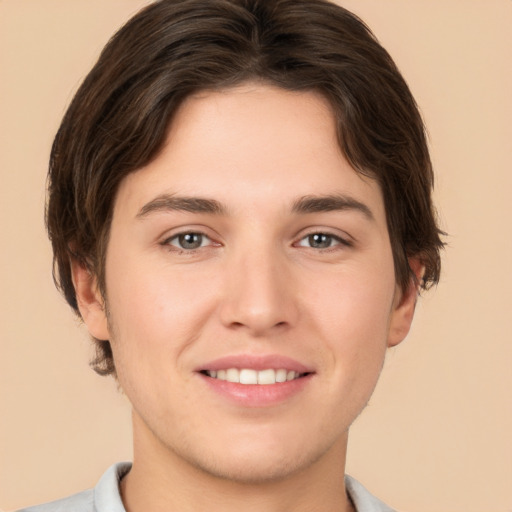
[{"xmin": 1, "ymin": 1, "xmax": 511, "ymax": 511}]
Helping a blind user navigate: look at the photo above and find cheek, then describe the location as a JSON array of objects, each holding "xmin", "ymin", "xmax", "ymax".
[
  {"xmin": 103, "ymin": 264, "xmax": 203, "ymax": 404},
  {"xmin": 309, "ymin": 265, "xmax": 395, "ymax": 382},
  {"xmin": 312, "ymin": 261, "xmax": 395, "ymax": 336},
  {"xmin": 104, "ymin": 254, "xmax": 218, "ymax": 356}
]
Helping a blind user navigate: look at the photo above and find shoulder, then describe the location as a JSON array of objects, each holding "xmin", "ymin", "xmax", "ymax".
[
  {"xmin": 16, "ymin": 462, "xmax": 131, "ymax": 512},
  {"xmin": 345, "ymin": 475, "xmax": 397, "ymax": 512},
  {"xmin": 16, "ymin": 489, "xmax": 94, "ymax": 512}
]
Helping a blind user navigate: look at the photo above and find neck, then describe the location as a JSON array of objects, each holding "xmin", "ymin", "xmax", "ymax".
[{"xmin": 121, "ymin": 414, "xmax": 354, "ymax": 512}]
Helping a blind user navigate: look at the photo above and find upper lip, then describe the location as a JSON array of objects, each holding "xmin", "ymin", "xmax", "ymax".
[{"xmin": 197, "ymin": 354, "xmax": 314, "ymax": 374}]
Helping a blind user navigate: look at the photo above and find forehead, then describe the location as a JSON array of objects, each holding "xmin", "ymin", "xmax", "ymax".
[
  {"xmin": 170, "ymin": 83, "xmax": 336, "ymax": 148},
  {"xmin": 114, "ymin": 83, "xmax": 384, "ymax": 222}
]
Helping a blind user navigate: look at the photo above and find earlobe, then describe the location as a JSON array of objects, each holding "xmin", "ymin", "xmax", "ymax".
[
  {"xmin": 70, "ymin": 259, "xmax": 110, "ymax": 341},
  {"xmin": 387, "ymin": 258, "xmax": 424, "ymax": 348}
]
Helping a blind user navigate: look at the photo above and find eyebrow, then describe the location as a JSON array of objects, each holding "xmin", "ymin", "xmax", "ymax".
[
  {"xmin": 136, "ymin": 194, "xmax": 226, "ymax": 218},
  {"xmin": 136, "ymin": 193, "xmax": 374, "ymax": 220},
  {"xmin": 291, "ymin": 194, "xmax": 374, "ymax": 220}
]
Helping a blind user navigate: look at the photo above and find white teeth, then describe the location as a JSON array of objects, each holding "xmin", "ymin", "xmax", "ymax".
[
  {"xmin": 206, "ymin": 368, "xmax": 303, "ymax": 384},
  {"xmin": 257, "ymin": 369, "xmax": 275, "ymax": 384},
  {"xmin": 226, "ymin": 368, "xmax": 239, "ymax": 383},
  {"xmin": 239, "ymin": 369, "xmax": 258, "ymax": 384},
  {"xmin": 275, "ymin": 369, "xmax": 287, "ymax": 382}
]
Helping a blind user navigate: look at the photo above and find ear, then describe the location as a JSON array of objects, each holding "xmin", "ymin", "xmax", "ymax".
[
  {"xmin": 70, "ymin": 258, "xmax": 110, "ymax": 340},
  {"xmin": 387, "ymin": 258, "xmax": 424, "ymax": 348}
]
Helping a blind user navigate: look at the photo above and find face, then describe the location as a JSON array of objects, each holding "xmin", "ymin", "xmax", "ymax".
[{"xmin": 76, "ymin": 83, "xmax": 417, "ymax": 483}]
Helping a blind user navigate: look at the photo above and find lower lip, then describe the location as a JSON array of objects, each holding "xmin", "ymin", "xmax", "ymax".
[{"xmin": 199, "ymin": 373, "xmax": 313, "ymax": 408}]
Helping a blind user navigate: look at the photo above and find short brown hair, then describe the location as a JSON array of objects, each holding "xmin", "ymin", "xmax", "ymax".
[{"xmin": 46, "ymin": 0, "xmax": 444, "ymax": 376}]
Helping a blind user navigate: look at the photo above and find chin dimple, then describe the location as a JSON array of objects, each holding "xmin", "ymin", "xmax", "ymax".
[{"xmin": 203, "ymin": 368, "xmax": 305, "ymax": 385}]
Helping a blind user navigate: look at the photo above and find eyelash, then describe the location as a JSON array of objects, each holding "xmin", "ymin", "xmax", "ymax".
[
  {"xmin": 162, "ymin": 232, "xmax": 215, "ymax": 252},
  {"xmin": 162, "ymin": 230, "xmax": 352, "ymax": 253},
  {"xmin": 295, "ymin": 232, "xmax": 352, "ymax": 250}
]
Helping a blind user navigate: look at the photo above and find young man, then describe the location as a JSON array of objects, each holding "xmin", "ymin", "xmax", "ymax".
[{"xmin": 21, "ymin": 0, "xmax": 443, "ymax": 511}]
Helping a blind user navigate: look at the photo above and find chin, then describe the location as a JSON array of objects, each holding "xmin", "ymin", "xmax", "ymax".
[
  {"xmin": 170, "ymin": 426, "xmax": 339, "ymax": 485},
  {"xmin": 188, "ymin": 447, "xmax": 323, "ymax": 484}
]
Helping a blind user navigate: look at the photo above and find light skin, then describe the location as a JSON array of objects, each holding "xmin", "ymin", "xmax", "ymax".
[{"xmin": 73, "ymin": 83, "xmax": 421, "ymax": 512}]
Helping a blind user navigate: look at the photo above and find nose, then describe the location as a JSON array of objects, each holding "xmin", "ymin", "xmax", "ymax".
[{"xmin": 219, "ymin": 245, "xmax": 299, "ymax": 336}]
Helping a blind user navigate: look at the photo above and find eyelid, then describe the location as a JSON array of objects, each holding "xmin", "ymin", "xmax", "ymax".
[
  {"xmin": 158, "ymin": 226, "xmax": 353, "ymax": 251},
  {"xmin": 167, "ymin": 232, "xmax": 211, "ymax": 249},
  {"xmin": 294, "ymin": 228, "xmax": 354, "ymax": 248},
  {"xmin": 160, "ymin": 226, "xmax": 222, "ymax": 250}
]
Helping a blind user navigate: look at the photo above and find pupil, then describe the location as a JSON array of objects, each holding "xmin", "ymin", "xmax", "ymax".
[
  {"xmin": 310, "ymin": 233, "xmax": 331, "ymax": 248},
  {"xmin": 179, "ymin": 233, "xmax": 202, "ymax": 249}
]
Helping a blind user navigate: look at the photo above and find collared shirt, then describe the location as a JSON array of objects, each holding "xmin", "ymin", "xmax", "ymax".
[{"xmin": 18, "ymin": 462, "xmax": 396, "ymax": 512}]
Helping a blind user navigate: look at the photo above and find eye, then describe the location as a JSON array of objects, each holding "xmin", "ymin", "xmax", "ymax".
[
  {"xmin": 297, "ymin": 232, "xmax": 347, "ymax": 249},
  {"xmin": 166, "ymin": 232, "xmax": 212, "ymax": 250}
]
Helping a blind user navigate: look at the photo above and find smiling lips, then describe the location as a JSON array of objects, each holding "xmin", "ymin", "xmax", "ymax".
[
  {"xmin": 204, "ymin": 368, "xmax": 306, "ymax": 385},
  {"xmin": 200, "ymin": 370, "xmax": 312, "ymax": 407},
  {"xmin": 198, "ymin": 355, "xmax": 314, "ymax": 406}
]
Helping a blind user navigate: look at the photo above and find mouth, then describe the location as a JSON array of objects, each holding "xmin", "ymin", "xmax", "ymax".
[
  {"xmin": 196, "ymin": 355, "xmax": 314, "ymax": 406},
  {"xmin": 200, "ymin": 368, "xmax": 310, "ymax": 385}
]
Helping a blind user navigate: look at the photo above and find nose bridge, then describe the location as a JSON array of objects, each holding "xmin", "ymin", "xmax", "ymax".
[{"xmin": 220, "ymin": 237, "xmax": 297, "ymax": 334}]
